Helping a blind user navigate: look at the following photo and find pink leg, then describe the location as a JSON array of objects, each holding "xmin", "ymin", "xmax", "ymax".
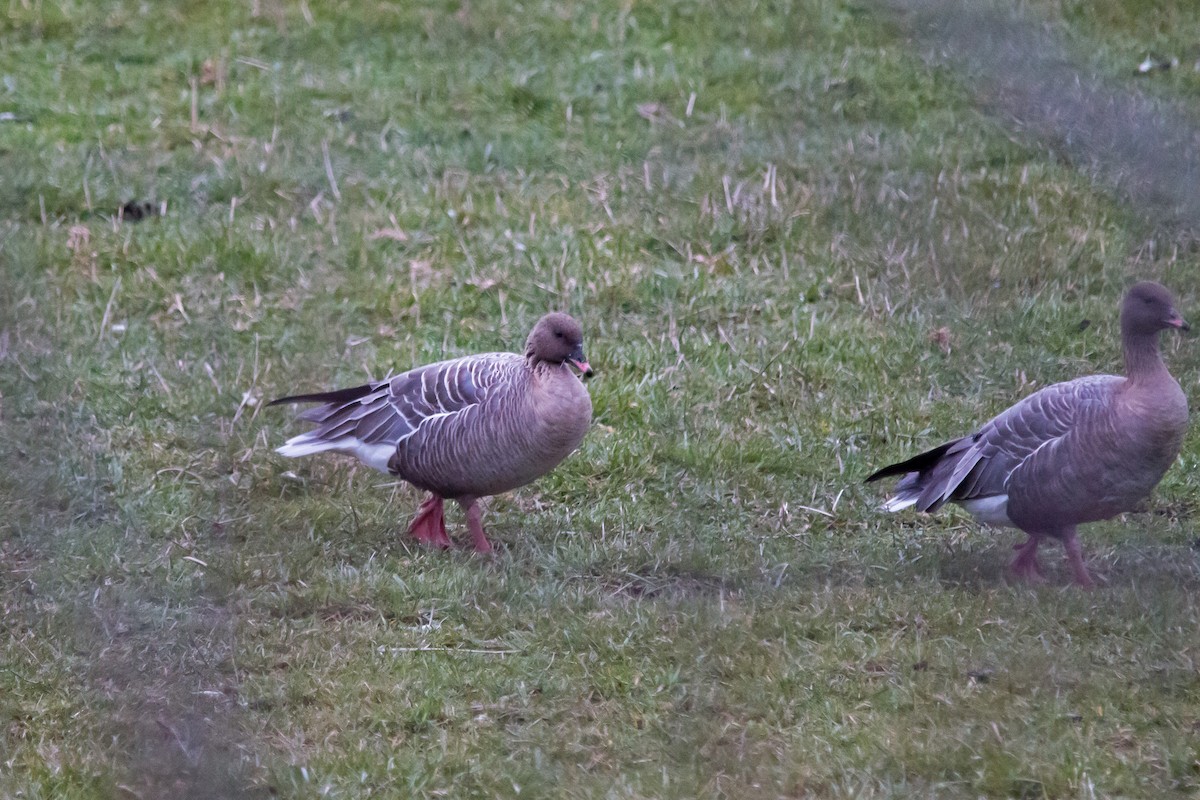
[
  {"xmin": 460, "ymin": 500, "xmax": 492, "ymax": 553},
  {"xmin": 408, "ymin": 495, "xmax": 452, "ymax": 549},
  {"xmin": 1060, "ymin": 527, "xmax": 1094, "ymax": 589},
  {"xmin": 1009, "ymin": 534, "xmax": 1046, "ymax": 583}
]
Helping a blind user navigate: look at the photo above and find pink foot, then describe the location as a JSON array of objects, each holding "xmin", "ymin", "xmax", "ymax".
[
  {"xmin": 461, "ymin": 500, "xmax": 492, "ymax": 554},
  {"xmin": 1061, "ymin": 528, "xmax": 1095, "ymax": 589},
  {"xmin": 408, "ymin": 495, "xmax": 452, "ymax": 549},
  {"xmin": 1009, "ymin": 535, "xmax": 1046, "ymax": 584}
]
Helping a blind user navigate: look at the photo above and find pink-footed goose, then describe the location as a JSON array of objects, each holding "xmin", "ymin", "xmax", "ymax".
[
  {"xmin": 867, "ymin": 282, "xmax": 1189, "ymax": 587},
  {"xmin": 271, "ymin": 313, "xmax": 593, "ymax": 552}
]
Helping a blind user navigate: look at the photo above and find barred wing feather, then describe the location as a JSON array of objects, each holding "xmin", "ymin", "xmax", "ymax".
[
  {"xmin": 879, "ymin": 375, "xmax": 1121, "ymax": 512},
  {"xmin": 273, "ymin": 353, "xmax": 516, "ymax": 469}
]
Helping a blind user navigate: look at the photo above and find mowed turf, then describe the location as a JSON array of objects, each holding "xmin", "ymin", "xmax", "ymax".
[{"xmin": 4, "ymin": 0, "xmax": 1200, "ymax": 797}]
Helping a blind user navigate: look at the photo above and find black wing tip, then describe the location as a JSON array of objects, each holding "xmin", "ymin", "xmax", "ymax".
[
  {"xmin": 268, "ymin": 393, "xmax": 323, "ymax": 407},
  {"xmin": 863, "ymin": 468, "xmax": 887, "ymax": 484},
  {"xmin": 863, "ymin": 462, "xmax": 910, "ymax": 484},
  {"xmin": 865, "ymin": 439, "xmax": 961, "ymax": 484},
  {"xmin": 268, "ymin": 383, "xmax": 377, "ymax": 408}
]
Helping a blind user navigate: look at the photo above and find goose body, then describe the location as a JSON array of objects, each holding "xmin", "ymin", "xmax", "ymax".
[
  {"xmin": 868, "ymin": 282, "xmax": 1189, "ymax": 586},
  {"xmin": 272, "ymin": 313, "xmax": 593, "ymax": 552}
]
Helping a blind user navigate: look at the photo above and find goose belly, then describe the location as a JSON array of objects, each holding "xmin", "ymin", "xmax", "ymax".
[{"xmin": 1007, "ymin": 433, "xmax": 1183, "ymax": 527}]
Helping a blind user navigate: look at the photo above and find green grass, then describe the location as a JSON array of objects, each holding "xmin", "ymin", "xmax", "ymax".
[{"xmin": 5, "ymin": 0, "xmax": 1200, "ymax": 797}]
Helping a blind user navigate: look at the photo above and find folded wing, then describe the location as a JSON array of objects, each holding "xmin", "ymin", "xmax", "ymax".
[
  {"xmin": 867, "ymin": 375, "xmax": 1121, "ymax": 514},
  {"xmin": 271, "ymin": 354, "xmax": 515, "ymax": 471}
]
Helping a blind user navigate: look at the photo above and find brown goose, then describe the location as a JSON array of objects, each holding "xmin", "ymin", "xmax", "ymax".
[
  {"xmin": 867, "ymin": 282, "xmax": 1189, "ymax": 587},
  {"xmin": 271, "ymin": 312, "xmax": 593, "ymax": 552}
]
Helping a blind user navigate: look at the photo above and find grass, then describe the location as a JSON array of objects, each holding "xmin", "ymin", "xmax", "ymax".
[{"xmin": 4, "ymin": 0, "xmax": 1200, "ymax": 797}]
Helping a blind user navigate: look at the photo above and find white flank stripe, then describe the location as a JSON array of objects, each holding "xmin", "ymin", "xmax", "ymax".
[{"xmin": 276, "ymin": 436, "xmax": 395, "ymax": 473}]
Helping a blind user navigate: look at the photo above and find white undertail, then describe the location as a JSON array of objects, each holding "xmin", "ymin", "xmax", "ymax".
[{"xmin": 277, "ymin": 435, "xmax": 395, "ymax": 473}]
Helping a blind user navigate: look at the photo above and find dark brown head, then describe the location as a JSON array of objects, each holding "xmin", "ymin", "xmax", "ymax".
[
  {"xmin": 1121, "ymin": 281, "xmax": 1189, "ymax": 338},
  {"xmin": 526, "ymin": 312, "xmax": 593, "ymax": 376}
]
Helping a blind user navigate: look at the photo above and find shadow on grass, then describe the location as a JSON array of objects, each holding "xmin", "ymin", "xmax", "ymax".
[
  {"xmin": 899, "ymin": 531, "xmax": 1200, "ymax": 591},
  {"xmin": 0, "ymin": 411, "xmax": 271, "ymax": 796},
  {"xmin": 74, "ymin": 595, "xmax": 272, "ymax": 799},
  {"xmin": 574, "ymin": 562, "xmax": 739, "ymax": 603}
]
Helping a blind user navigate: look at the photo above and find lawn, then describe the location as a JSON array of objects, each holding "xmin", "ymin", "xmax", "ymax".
[{"xmin": 4, "ymin": 0, "xmax": 1200, "ymax": 797}]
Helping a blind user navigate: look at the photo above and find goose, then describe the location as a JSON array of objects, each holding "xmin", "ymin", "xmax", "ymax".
[
  {"xmin": 866, "ymin": 282, "xmax": 1189, "ymax": 586},
  {"xmin": 271, "ymin": 312, "xmax": 594, "ymax": 552}
]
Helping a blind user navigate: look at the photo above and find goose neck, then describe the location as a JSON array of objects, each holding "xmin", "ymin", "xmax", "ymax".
[{"xmin": 1123, "ymin": 331, "xmax": 1168, "ymax": 385}]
